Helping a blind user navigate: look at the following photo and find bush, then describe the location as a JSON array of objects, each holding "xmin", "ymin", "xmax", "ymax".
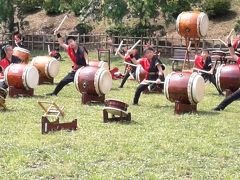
[
  {"xmin": 43, "ymin": 0, "xmax": 61, "ymax": 15},
  {"xmin": 106, "ymin": 25, "xmax": 132, "ymax": 36},
  {"xmin": 16, "ymin": 0, "xmax": 43, "ymax": 14},
  {"xmin": 234, "ymin": 19, "xmax": 240, "ymax": 33},
  {"xmin": 202, "ymin": 0, "xmax": 231, "ymax": 17},
  {"xmin": 74, "ymin": 23, "xmax": 93, "ymax": 34}
]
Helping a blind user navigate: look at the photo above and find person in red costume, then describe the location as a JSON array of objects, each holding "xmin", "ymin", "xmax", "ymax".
[
  {"xmin": 130, "ymin": 47, "xmax": 165, "ymax": 105},
  {"xmin": 117, "ymin": 48, "xmax": 139, "ymax": 88},
  {"xmin": 46, "ymin": 32, "xmax": 88, "ymax": 96},
  {"xmin": 13, "ymin": 31, "xmax": 24, "ymax": 47},
  {"xmin": 194, "ymin": 49, "xmax": 223, "ymax": 95},
  {"xmin": 0, "ymin": 45, "xmax": 21, "ymax": 88},
  {"xmin": 213, "ymin": 31, "xmax": 240, "ymax": 111},
  {"xmin": 232, "ymin": 32, "xmax": 240, "ymax": 52}
]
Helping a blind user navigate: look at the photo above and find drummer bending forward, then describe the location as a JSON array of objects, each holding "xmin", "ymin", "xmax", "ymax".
[
  {"xmin": 47, "ymin": 33, "xmax": 88, "ymax": 96},
  {"xmin": 118, "ymin": 48, "xmax": 139, "ymax": 88},
  {"xmin": 131, "ymin": 47, "xmax": 165, "ymax": 105},
  {"xmin": 213, "ymin": 34, "xmax": 240, "ymax": 111}
]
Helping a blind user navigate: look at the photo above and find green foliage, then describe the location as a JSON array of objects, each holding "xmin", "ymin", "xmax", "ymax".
[
  {"xmin": 202, "ymin": 0, "xmax": 231, "ymax": 17},
  {"xmin": 106, "ymin": 25, "xmax": 132, "ymax": 36},
  {"xmin": 161, "ymin": 0, "xmax": 201, "ymax": 25},
  {"xmin": 234, "ymin": 19, "xmax": 240, "ymax": 33},
  {"xmin": 103, "ymin": 0, "xmax": 128, "ymax": 24},
  {"xmin": 58, "ymin": 0, "xmax": 89, "ymax": 16},
  {"xmin": 0, "ymin": 0, "xmax": 14, "ymax": 31},
  {"xmin": 15, "ymin": 0, "xmax": 43, "ymax": 14},
  {"xmin": 74, "ymin": 23, "xmax": 93, "ymax": 34},
  {"xmin": 79, "ymin": 0, "xmax": 102, "ymax": 23},
  {"xmin": 43, "ymin": 0, "xmax": 61, "ymax": 14},
  {"xmin": 127, "ymin": 0, "xmax": 160, "ymax": 26}
]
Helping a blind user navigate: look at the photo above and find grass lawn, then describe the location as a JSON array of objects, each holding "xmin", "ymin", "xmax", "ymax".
[{"xmin": 0, "ymin": 51, "xmax": 240, "ymax": 179}]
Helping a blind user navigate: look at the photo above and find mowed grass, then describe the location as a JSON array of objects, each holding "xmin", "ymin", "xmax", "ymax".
[{"xmin": 0, "ymin": 51, "xmax": 240, "ymax": 179}]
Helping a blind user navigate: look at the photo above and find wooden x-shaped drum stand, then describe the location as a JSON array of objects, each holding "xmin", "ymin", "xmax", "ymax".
[{"xmin": 38, "ymin": 101, "xmax": 77, "ymax": 134}]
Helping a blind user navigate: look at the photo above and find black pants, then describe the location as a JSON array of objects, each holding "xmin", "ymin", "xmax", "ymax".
[
  {"xmin": 0, "ymin": 80, "xmax": 8, "ymax": 89},
  {"xmin": 52, "ymin": 71, "xmax": 76, "ymax": 95},
  {"xmin": 202, "ymin": 73, "xmax": 222, "ymax": 94},
  {"xmin": 133, "ymin": 83, "xmax": 157, "ymax": 104},
  {"xmin": 119, "ymin": 70, "xmax": 135, "ymax": 88},
  {"xmin": 215, "ymin": 89, "xmax": 240, "ymax": 110}
]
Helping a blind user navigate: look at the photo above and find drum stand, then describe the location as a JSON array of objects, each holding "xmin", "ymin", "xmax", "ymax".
[
  {"xmin": 38, "ymin": 101, "xmax": 77, "ymax": 134},
  {"xmin": 103, "ymin": 109, "xmax": 131, "ymax": 123},
  {"xmin": 38, "ymin": 77, "xmax": 54, "ymax": 85},
  {"xmin": 81, "ymin": 93, "xmax": 105, "ymax": 104},
  {"xmin": 174, "ymin": 101, "xmax": 197, "ymax": 114},
  {"xmin": 97, "ymin": 49, "xmax": 111, "ymax": 70},
  {"xmin": 9, "ymin": 86, "xmax": 34, "ymax": 97}
]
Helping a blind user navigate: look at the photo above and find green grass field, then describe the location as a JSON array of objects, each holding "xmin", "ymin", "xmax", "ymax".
[{"xmin": 0, "ymin": 51, "xmax": 240, "ymax": 179}]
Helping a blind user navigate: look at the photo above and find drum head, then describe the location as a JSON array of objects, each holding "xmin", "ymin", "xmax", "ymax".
[
  {"xmin": 199, "ymin": 12, "xmax": 209, "ymax": 37},
  {"xmin": 96, "ymin": 69, "xmax": 112, "ymax": 95},
  {"xmin": 103, "ymin": 107, "xmax": 128, "ymax": 117},
  {"xmin": 24, "ymin": 66, "xmax": 39, "ymax": 89},
  {"xmin": 48, "ymin": 58, "xmax": 60, "ymax": 78},
  {"xmin": 99, "ymin": 61, "xmax": 109, "ymax": 70},
  {"xmin": 188, "ymin": 73, "xmax": 205, "ymax": 104},
  {"xmin": 163, "ymin": 72, "xmax": 174, "ymax": 101}
]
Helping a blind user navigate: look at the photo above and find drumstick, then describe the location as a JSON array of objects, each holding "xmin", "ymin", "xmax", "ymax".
[
  {"xmin": 218, "ymin": 38, "xmax": 227, "ymax": 46},
  {"xmin": 192, "ymin": 67, "xmax": 213, "ymax": 74},
  {"xmin": 54, "ymin": 14, "xmax": 68, "ymax": 35},
  {"xmin": 129, "ymin": 40, "xmax": 141, "ymax": 51},
  {"xmin": 115, "ymin": 40, "xmax": 124, "ymax": 56},
  {"xmin": 48, "ymin": 45, "xmax": 51, "ymax": 54},
  {"xmin": 141, "ymin": 80, "xmax": 164, "ymax": 84},
  {"xmin": 123, "ymin": 61, "xmax": 138, "ymax": 67},
  {"xmin": 187, "ymin": 41, "xmax": 191, "ymax": 50}
]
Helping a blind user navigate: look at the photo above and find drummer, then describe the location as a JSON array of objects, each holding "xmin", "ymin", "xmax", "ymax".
[
  {"xmin": 117, "ymin": 48, "xmax": 139, "ymax": 88},
  {"xmin": 46, "ymin": 32, "xmax": 88, "ymax": 96},
  {"xmin": 213, "ymin": 33, "xmax": 240, "ymax": 111},
  {"xmin": 13, "ymin": 31, "xmax": 24, "ymax": 47},
  {"xmin": 0, "ymin": 45, "xmax": 21, "ymax": 88},
  {"xmin": 232, "ymin": 32, "xmax": 240, "ymax": 52},
  {"xmin": 130, "ymin": 47, "xmax": 165, "ymax": 105},
  {"xmin": 194, "ymin": 49, "xmax": 223, "ymax": 95}
]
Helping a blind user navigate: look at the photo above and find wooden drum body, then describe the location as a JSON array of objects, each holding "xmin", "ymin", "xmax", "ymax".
[
  {"xmin": 176, "ymin": 11, "xmax": 209, "ymax": 38},
  {"xmin": 4, "ymin": 64, "xmax": 39, "ymax": 90},
  {"xmin": 13, "ymin": 47, "xmax": 30, "ymax": 63},
  {"xmin": 164, "ymin": 72, "xmax": 205, "ymax": 104},
  {"xmin": 74, "ymin": 66, "xmax": 112, "ymax": 96},
  {"xmin": 104, "ymin": 99, "xmax": 129, "ymax": 116},
  {"xmin": 88, "ymin": 60, "xmax": 109, "ymax": 70},
  {"xmin": 216, "ymin": 64, "xmax": 240, "ymax": 92},
  {"xmin": 31, "ymin": 56, "xmax": 60, "ymax": 79},
  {"xmin": 135, "ymin": 65, "xmax": 146, "ymax": 83}
]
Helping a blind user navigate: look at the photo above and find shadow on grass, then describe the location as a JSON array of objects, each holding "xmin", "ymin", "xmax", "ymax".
[{"xmin": 195, "ymin": 110, "xmax": 220, "ymax": 116}]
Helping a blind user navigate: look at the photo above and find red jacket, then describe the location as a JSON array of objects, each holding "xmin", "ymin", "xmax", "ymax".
[
  {"xmin": 0, "ymin": 58, "xmax": 10, "ymax": 76},
  {"xmin": 194, "ymin": 55, "xmax": 204, "ymax": 69}
]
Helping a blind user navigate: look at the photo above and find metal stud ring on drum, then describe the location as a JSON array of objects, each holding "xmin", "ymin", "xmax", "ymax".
[
  {"xmin": 164, "ymin": 72, "xmax": 174, "ymax": 101},
  {"xmin": 3, "ymin": 64, "xmax": 12, "ymax": 86},
  {"xmin": 187, "ymin": 72, "xmax": 198, "ymax": 104},
  {"xmin": 83, "ymin": 80, "xmax": 88, "ymax": 89},
  {"xmin": 216, "ymin": 64, "xmax": 224, "ymax": 92},
  {"xmin": 74, "ymin": 67, "xmax": 84, "ymax": 92},
  {"xmin": 97, "ymin": 69, "xmax": 108, "ymax": 95},
  {"xmin": 22, "ymin": 66, "xmax": 30, "ymax": 90},
  {"xmin": 94, "ymin": 68, "xmax": 101, "ymax": 95}
]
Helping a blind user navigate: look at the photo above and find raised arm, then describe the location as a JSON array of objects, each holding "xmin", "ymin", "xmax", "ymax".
[
  {"xmin": 56, "ymin": 32, "xmax": 68, "ymax": 50},
  {"xmin": 227, "ymin": 30, "xmax": 238, "ymax": 61}
]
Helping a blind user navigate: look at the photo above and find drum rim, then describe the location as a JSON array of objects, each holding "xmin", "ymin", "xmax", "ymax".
[
  {"xmin": 94, "ymin": 68, "xmax": 102, "ymax": 95},
  {"xmin": 74, "ymin": 67, "xmax": 84, "ymax": 92},
  {"xmin": 3, "ymin": 64, "xmax": 13, "ymax": 86},
  {"xmin": 105, "ymin": 98, "xmax": 129, "ymax": 109},
  {"xmin": 163, "ymin": 72, "xmax": 175, "ymax": 102},
  {"xmin": 176, "ymin": 12, "xmax": 183, "ymax": 35},
  {"xmin": 216, "ymin": 64, "xmax": 224, "ymax": 92}
]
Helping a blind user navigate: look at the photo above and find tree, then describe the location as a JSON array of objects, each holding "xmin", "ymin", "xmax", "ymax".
[
  {"xmin": 102, "ymin": 0, "xmax": 128, "ymax": 24},
  {"xmin": 0, "ymin": 0, "xmax": 14, "ymax": 32}
]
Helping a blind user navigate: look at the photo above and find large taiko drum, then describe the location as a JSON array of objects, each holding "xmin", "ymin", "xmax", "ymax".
[
  {"xmin": 13, "ymin": 47, "xmax": 30, "ymax": 64},
  {"xmin": 74, "ymin": 66, "xmax": 112, "ymax": 96},
  {"xmin": 88, "ymin": 60, "xmax": 109, "ymax": 70},
  {"xmin": 176, "ymin": 11, "xmax": 209, "ymax": 38},
  {"xmin": 135, "ymin": 65, "xmax": 146, "ymax": 83},
  {"xmin": 215, "ymin": 64, "xmax": 240, "ymax": 92},
  {"xmin": 164, "ymin": 72, "xmax": 205, "ymax": 104},
  {"xmin": 4, "ymin": 64, "xmax": 39, "ymax": 90},
  {"xmin": 31, "ymin": 56, "xmax": 60, "ymax": 79}
]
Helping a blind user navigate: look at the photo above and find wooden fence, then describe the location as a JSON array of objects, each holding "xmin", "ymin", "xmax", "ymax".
[{"xmin": 0, "ymin": 33, "xmax": 229, "ymax": 57}]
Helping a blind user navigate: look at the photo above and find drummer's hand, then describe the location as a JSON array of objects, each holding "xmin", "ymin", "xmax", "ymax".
[
  {"xmin": 126, "ymin": 49, "xmax": 133, "ymax": 56},
  {"xmin": 156, "ymin": 78, "xmax": 161, "ymax": 84},
  {"xmin": 53, "ymin": 29, "xmax": 59, "ymax": 35}
]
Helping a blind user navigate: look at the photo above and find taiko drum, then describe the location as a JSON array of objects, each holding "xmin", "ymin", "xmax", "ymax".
[
  {"xmin": 13, "ymin": 47, "xmax": 30, "ymax": 64},
  {"xmin": 74, "ymin": 66, "xmax": 112, "ymax": 96},
  {"xmin": 176, "ymin": 11, "xmax": 209, "ymax": 38},
  {"xmin": 88, "ymin": 60, "xmax": 109, "ymax": 70},
  {"xmin": 164, "ymin": 72, "xmax": 205, "ymax": 104},
  {"xmin": 4, "ymin": 64, "xmax": 39, "ymax": 90}
]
